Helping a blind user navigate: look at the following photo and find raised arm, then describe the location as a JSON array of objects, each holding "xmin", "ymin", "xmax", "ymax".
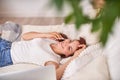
[
  {"xmin": 45, "ymin": 45, "xmax": 86, "ymax": 80},
  {"xmin": 56, "ymin": 47, "xmax": 85, "ymax": 80},
  {"xmin": 22, "ymin": 32, "xmax": 64, "ymax": 41}
]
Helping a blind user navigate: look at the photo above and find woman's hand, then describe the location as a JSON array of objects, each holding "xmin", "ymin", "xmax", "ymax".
[
  {"xmin": 73, "ymin": 45, "xmax": 86, "ymax": 57},
  {"xmin": 45, "ymin": 32, "xmax": 65, "ymax": 41}
]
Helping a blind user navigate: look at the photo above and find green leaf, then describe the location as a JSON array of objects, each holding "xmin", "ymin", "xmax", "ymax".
[
  {"xmin": 99, "ymin": 2, "xmax": 118, "ymax": 46},
  {"xmin": 51, "ymin": 0, "xmax": 64, "ymax": 10},
  {"xmin": 100, "ymin": 28, "xmax": 109, "ymax": 46},
  {"xmin": 68, "ymin": 0, "xmax": 82, "ymax": 29},
  {"xmin": 65, "ymin": 12, "xmax": 74, "ymax": 24},
  {"xmin": 51, "ymin": 0, "xmax": 120, "ymax": 46},
  {"xmin": 91, "ymin": 19, "xmax": 102, "ymax": 32}
]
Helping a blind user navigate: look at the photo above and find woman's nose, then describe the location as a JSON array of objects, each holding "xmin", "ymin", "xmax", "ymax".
[
  {"xmin": 64, "ymin": 39, "xmax": 71, "ymax": 46},
  {"xmin": 62, "ymin": 39, "xmax": 70, "ymax": 46}
]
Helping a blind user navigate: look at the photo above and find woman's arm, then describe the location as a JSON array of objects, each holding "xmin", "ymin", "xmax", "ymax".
[
  {"xmin": 45, "ymin": 45, "xmax": 86, "ymax": 80},
  {"xmin": 45, "ymin": 55, "xmax": 81, "ymax": 80},
  {"xmin": 56, "ymin": 47, "xmax": 86, "ymax": 80},
  {"xmin": 22, "ymin": 32, "xmax": 64, "ymax": 41}
]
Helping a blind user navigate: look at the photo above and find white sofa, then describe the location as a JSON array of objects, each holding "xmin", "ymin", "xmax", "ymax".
[{"xmin": 1, "ymin": 22, "xmax": 119, "ymax": 80}]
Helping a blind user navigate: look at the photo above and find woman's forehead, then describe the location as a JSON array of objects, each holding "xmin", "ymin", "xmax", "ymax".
[{"xmin": 72, "ymin": 40, "xmax": 80, "ymax": 44}]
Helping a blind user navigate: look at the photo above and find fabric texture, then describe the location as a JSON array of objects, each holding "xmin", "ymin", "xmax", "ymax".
[
  {"xmin": 61, "ymin": 43, "xmax": 103, "ymax": 80},
  {"xmin": 76, "ymin": 23, "xmax": 101, "ymax": 45},
  {"xmin": 11, "ymin": 38, "xmax": 61, "ymax": 66},
  {"xmin": 103, "ymin": 18, "xmax": 120, "ymax": 80},
  {"xmin": 1, "ymin": 21, "xmax": 22, "ymax": 42},
  {"xmin": 0, "ymin": 38, "xmax": 13, "ymax": 67},
  {"xmin": 0, "ymin": 63, "xmax": 40, "ymax": 74},
  {"xmin": 67, "ymin": 55, "xmax": 110, "ymax": 80}
]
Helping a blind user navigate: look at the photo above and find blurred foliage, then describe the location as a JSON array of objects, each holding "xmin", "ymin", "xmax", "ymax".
[{"xmin": 51, "ymin": 0, "xmax": 120, "ymax": 46}]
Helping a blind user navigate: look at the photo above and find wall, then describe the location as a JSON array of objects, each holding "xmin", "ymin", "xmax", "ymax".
[{"xmin": 0, "ymin": 0, "xmax": 71, "ymax": 17}]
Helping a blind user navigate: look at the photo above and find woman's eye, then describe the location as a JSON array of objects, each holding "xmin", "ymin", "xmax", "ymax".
[{"xmin": 69, "ymin": 47, "xmax": 72, "ymax": 51}]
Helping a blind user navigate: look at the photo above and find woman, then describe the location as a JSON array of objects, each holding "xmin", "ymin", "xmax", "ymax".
[{"xmin": 0, "ymin": 31, "xmax": 86, "ymax": 80}]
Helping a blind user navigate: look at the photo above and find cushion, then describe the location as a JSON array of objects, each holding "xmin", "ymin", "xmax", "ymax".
[
  {"xmin": 103, "ymin": 18, "xmax": 120, "ymax": 80},
  {"xmin": 61, "ymin": 43, "xmax": 103, "ymax": 79},
  {"xmin": 0, "ymin": 65, "xmax": 56, "ymax": 80},
  {"xmin": 67, "ymin": 55, "xmax": 110, "ymax": 80},
  {"xmin": 0, "ymin": 63, "xmax": 40, "ymax": 74},
  {"xmin": 76, "ymin": 23, "xmax": 101, "ymax": 45}
]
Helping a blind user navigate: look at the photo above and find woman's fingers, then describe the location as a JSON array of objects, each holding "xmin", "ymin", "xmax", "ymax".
[
  {"xmin": 50, "ymin": 32, "xmax": 64, "ymax": 40},
  {"xmin": 74, "ymin": 45, "xmax": 86, "ymax": 57}
]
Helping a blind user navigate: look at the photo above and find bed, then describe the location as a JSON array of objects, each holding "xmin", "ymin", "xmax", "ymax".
[{"xmin": 0, "ymin": 21, "xmax": 120, "ymax": 80}]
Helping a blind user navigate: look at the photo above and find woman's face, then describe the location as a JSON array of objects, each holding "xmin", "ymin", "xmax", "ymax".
[
  {"xmin": 92, "ymin": 0, "xmax": 105, "ymax": 9},
  {"xmin": 53, "ymin": 39, "xmax": 81, "ymax": 57}
]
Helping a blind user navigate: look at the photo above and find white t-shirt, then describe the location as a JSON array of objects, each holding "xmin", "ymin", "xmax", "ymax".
[{"xmin": 11, "ymin": 38, "xmax": 61, "ymax": 66}]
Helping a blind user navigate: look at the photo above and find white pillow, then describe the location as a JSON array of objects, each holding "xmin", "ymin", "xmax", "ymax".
[
  {"xmin": 68, "ymin": 55, "xmax": 110, "ymax": 80},
  {"xmin": 103, "ymin": 18, "xmax": 120, "ymax": 80},
  {"xmin": 61, "ymin": 43, "xmax": 103, "ymax": 80},
  {"xmin": 76, "ymin": 23, "xmax": 101, "ymax": 45}
]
